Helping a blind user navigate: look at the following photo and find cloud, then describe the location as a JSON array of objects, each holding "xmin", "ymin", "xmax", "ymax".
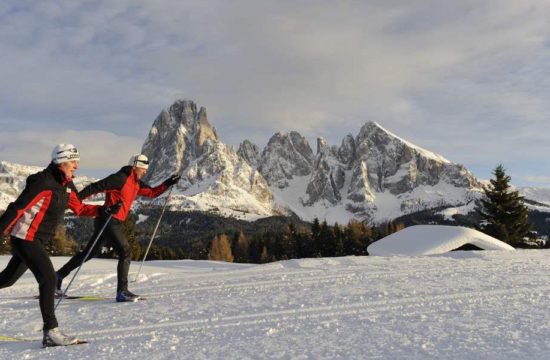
[
  {"xmin": 0, "ymin": 130, "xmax": 143, "ymax": 175},
  {"xmin": 524, "ymin": 176, "xmax": 550, "ymax": 185},
  {"xmin": 0, "ymin": 0, "xmax": 549, "ymax": 185}
]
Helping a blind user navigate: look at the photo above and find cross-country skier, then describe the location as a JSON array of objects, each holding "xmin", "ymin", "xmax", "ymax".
[
  {"xmin": 0, "ymin": 144, "xmax": 112, "ymax": 347},
  {"xmin": 55, "ymin": 154, "xmax": 180, "ymax": 302}
]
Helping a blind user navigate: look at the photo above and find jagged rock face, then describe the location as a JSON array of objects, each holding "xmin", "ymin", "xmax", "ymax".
[
  {"xmin": 141, "ymin": 100, "xmax": 218, "ymax": 185},
  {"xmin": 346, "ymin": 160, "xmax": 376, "ymax": 204},
  {"xmin": 305, "ymin": 138, "xmax": 345, "ymax": 205},
  {"xmin": 299, "ymin": 121, "xmax": 482, "ymax": 219},
  {"xmin": 140, "ymin": 100, "xmax": 273, "ymax": 215},
  {"xmin": 350, "ymin": 122, "xmax": 480, "ymax": 196},
  {"xmin": 179, "ymin": 141, "xmax": 272, "ymax": 203},
  {"xmin": 337, "ymin": 134, "xmax": 356, "ymax": 167},
  {"xmin": 237, "ymin": 140, "xmax": 260, "ymax": 167},
  {"xmin": 258, "ymin": 131, "xmax": 314, "ymax": 188}
]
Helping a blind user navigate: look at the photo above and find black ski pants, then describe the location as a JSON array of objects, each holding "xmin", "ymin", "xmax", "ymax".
[
  {"xmin": 57, "ymin": 216, "xmax": 132, "ymax": 292},
  {"xmin": 0, "ymin": 237, "xmax": 58, "ymax": 330}
]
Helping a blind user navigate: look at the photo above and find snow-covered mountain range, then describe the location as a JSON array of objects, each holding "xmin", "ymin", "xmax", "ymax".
[
  {"xmin": 136, "ymin": 99, "xmax": 508, "ymax": 223},
  {"xmin": 2, "ymin": 99, "xmax": 549, "ymax": 223}
]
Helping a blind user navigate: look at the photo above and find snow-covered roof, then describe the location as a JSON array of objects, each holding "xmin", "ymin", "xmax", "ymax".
[{"xmin": 367, "ymin": 225, "xmax": 515, "ymax": 256}]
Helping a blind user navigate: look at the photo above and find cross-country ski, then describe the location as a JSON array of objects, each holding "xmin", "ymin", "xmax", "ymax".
[{"xmin": 34, "ymin": 294, "xmax": 146, "ymax": 301}]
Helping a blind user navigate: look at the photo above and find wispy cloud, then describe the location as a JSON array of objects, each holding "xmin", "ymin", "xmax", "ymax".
[
  {"xmin": 0, "ymin": 130, "xmax": 143, "ymax": 176},
  {"xmin": 0, "ymin": 0, "xmax": 549, "ymax": 185},
  {"xmin": 524, "ymin": 176, "xmax": 550, "ymax": 185}
]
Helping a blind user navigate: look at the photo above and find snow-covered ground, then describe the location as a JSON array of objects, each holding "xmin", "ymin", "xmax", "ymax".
[{"xmin": 0, "ymin": 251, "xmax": 549, "ymax": 359}]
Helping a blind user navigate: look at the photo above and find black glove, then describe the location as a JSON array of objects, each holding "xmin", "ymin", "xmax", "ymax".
[
  {"xmin": 104, "ymin": 201, "xmax": 122, "ymax": 216},
  {"xmin": 163, "ymin": 174, "xmax": 181, "ymax": 187}
]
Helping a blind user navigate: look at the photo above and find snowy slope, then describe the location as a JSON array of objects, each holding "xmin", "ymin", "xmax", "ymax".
[
  {"xmin": 1, "ymin": 251, "xmax": 549, "ymax": 359},
  {"xmin": 367, "ymin": 225, "xmax": 515, "ymax": 256},
  {"xmin": 519, "ymin": 187, "xmax": 550, "ymax": 214}
]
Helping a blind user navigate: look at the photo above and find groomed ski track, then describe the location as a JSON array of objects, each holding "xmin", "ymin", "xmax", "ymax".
[{"xmin": 0, "ymin": 251, "xmax": 549, "ymax": 359}]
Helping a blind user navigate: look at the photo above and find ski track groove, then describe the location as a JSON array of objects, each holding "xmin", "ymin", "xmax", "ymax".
[
  {"xmin": 76, "ymin": 284, "xmax": 550, "ymax": 341},
  {"xmin": 134, "ymin": 265, "xmax": 520, "ymax": 291},
  {"xmin": 133, "ymin": 266, "xmax": 548, "ymax": 298},
  {"xmin": 1, "ymin": 264, "xmax": 546, "ymax": 313}
]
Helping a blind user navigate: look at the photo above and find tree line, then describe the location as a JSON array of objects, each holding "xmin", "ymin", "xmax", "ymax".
[{"xmin": 205, "ymin": 219, "xmax": 405, "ymax": 263}]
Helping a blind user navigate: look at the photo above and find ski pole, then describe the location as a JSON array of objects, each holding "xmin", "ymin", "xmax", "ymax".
[
  {"xmin": 55, "ymin": 213, "xmax": 114, "ymax": 310},
  {"xmin": 133, "ymin": 184, "xmax": 175, "ymax": 283}
]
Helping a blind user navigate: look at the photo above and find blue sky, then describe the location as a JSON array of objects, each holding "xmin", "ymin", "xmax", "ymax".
[{"xmin": 1, "ymin": 0, "xmax": 549, "ymax": 186}]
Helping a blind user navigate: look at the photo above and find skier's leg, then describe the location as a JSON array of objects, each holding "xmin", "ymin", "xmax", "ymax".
[
  {"xmin": 0, "ymin": 251, "xmax": 27, "ymax": 289},
  {"xmin": 107, "ymin": 219, "xmax": 132, "ymax": 293},
  {"xmin": 11, "ymin": 237, "xmax": 58, "ymax": 330}
]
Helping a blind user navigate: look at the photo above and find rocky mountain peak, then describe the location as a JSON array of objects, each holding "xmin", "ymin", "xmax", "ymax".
[
  {"xmin": 258, "ymin": 131, "xmax": 314, "ymax": 188},
  {"xmin": 316, "ymin": 137, "xmax": 329, "ymax": 154},
  {"xmin": 237, "ymin": 140, "xmax": 260, "ymax": 167},
  {"xmin": 336, "ymin": 134, "xmax": 356, "ymax": 166},
  {"xmin": 138, "ymin": 100, "xmax": 275, "ymax": 218},
  {"xmin": 141, "ymin": 100, "xmax": 218, "ymax": 184}
]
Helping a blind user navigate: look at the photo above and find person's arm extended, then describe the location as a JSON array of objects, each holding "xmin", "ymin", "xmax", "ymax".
[
  {"xmin": 78, "ymin": 171, "xmax": 127, "ymax": 200},
  {"xmin": 67, "ymin": 183, "xmax": 99, "ymax": 217},
  {"xmin": 138, "ymin": 174, "xmax": 180, "ymax": 198},
  {"xmin": 137, "ymin": 181, "xmax": 168, "ymax": 198}
]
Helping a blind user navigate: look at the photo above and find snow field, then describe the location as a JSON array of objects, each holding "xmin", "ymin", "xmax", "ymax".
[{"xmin": 0, "ymin": 251, "xmax": 549, "ymax": 359}]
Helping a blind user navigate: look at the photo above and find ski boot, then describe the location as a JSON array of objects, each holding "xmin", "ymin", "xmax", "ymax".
[
  {"xmin": 116, "ymin": 290, "xmax": 140, "ymax": 302},
  {"xmin": 42, "ymin": 327, "xmax": 80, "ymax": 347}
]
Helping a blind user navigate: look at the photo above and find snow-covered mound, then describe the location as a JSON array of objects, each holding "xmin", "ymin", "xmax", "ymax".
[{"xmin": 367, "ymin": 225, "xmax": 515, "ymax": 256}]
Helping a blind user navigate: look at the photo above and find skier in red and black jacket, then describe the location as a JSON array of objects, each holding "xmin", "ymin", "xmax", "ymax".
[
  {"xmin": 56, "ymin": 154, "xmax": 180, "ymax": 302},
  {"xmin": 0, "ymin": 144, "xmax": 110, "ymax": 347}
]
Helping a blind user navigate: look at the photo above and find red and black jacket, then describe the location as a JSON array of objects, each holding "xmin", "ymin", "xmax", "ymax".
[
  {"xmin": 0, "ymin": 163, "xmax": 99, "ymax": 243},
  {"xmin": 79, "ymin": 166, "xmax": 168, "ymax": 221}
]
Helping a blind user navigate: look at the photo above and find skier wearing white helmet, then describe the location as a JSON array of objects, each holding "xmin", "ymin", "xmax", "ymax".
[
  {"xmin": 0, "ymin": 144, "xmax": 111, "ymax": 347},
  {"xmin": 56, "ymin": 154, "xmax": 180, "ymax": 302}
]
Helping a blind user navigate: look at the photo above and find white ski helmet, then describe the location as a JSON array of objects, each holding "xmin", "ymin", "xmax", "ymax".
[
  {"xmin": 52, "ymin": 144, "xmax": 80, "ymax": 164},
  {"xmin": 129, "ymin": 154, "xmax": 149, "ymax": 169}
]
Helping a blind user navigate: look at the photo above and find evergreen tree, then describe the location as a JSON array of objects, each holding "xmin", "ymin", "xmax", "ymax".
[
  {"xmin": 163, "ymin": 247, "xmax": 177, "ymax": 260},
  {"xmin": 176, "ymin": 247, "xmax": 187, "ymax": 259},
  {"xmin": 476, "ymin": 165, "xmax": 532, "ymax": 247},
  {"xmin": 249, "ymin": 236, "xmax": 262, "ymax": 263},
  {"xmin": 311, "ymin": 218, "xmax": 322, "ymax": 257},
  {"xmin": 191, "ymin": 239, "xmax": 209, "ymax": 260},
  {"xmin": 319, "ymin": 220, "xmax": 336, "ymax": 257},
  {"xmin": 233, "ymin": 231, "xmax": 250, "ymax": 263},
  {"xmin": 333, "ymin": 222, "xmax": 344, "ymax": 256},
  {"xmin": 295, "ymin": 232, "xmax": 313, "ymax": 259},
  {"xmin": 259, "ymin": 245, "xmax": 269, "ymax": 264},
  {"xmin": 149, "ymin": 244, "xmax": 163, "ymax": 260},
  {"xmin": 265, "ymin": 230, "xmax": 284, "ymax": 260},
  {"xmin": 281, "ymin": 224, "xmax": 297, "ymax": 260}
]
